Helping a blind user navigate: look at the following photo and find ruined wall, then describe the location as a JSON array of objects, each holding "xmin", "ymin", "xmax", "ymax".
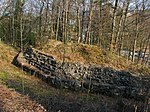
[{"xmin": 12, "ymin": 47, "xmax": 150, "ymax": 101}]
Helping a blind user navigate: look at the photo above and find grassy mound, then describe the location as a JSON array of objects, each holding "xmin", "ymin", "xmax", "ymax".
[{"xmin": 37, "ymin": 39, "xmax": 150, "ymax": 75}]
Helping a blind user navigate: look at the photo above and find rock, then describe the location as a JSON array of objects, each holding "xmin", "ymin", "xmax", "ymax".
[{"xmin": 12, "ymin": 46, "xmax": 150, "ymax": 101}]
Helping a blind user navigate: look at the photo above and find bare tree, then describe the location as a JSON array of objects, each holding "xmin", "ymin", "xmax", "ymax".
[{"xmin": 110, "ymin": 0, "xmax": 118, "ymax": 52}]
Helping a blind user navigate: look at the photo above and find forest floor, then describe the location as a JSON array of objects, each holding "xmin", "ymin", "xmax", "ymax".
[
  {"xmin": 0, "ymin": 41, "xmax": 149, "ymax": 112},
  {"xmin": 0, "ymin": 41, "xmax": 46, "ymax": 111}
]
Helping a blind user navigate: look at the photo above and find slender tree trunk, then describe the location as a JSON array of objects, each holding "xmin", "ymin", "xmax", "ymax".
[
  {"xmin": 117, "ymin": 0, "xmax": 130, "ymax": 54},
  {"xmin": 137, "ymin": 39, "xmax": 144, "ymax": 62},
  {"xmin": 20, "ymin": 17, "xmax": 23, "ymax": 51},
  {"xmin": 81, "ymin": 0, "xmax": 85, "ymax": 43},
  {"xmin": 56, "ymin": 4, "xmax": 61, "ymax": 40},
  {"xmin": 44, "ymin": 0, "xmax": 49, "ymax": 34},
  {"xmin": 86, "ymin": 0, "xmax": 93, "ymax": 45},
  {"xmin": 110, "ymin": 0, "xmax": 118, "ymax": 52},
  {"xmin": 77, "ymin": 1, "xmax": 81, "ymax": 43},
  {"xmin": 132, "ymin": 5, "xmax": 139, "ymax": 62},
  {"xmin": 39, "ymin": 2, "xmax": 44, "ymax": 40},
  {"xmin": 98, "ymin": 0, "xmax": 103, "ymax": 47},
  {"xmin": 142, "ymin": 34, "xmax": 150, "ymax": 65},
  {"xmin": 12, "ymin": 14, "xmax": 15, "ymax": 45},
  {"xmin": 132, "ymin": 34, "xmax": 138, "ymax": 62},
  {"xmin": 64, "ymin": 0, "xmax": 69, "ymax": 43}
]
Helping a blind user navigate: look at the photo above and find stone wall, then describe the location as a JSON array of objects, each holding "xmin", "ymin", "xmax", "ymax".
[
  {"xmin": 24, "ymin": 47, "xmax": 57, "ymax": 75},
  {"xmin": 12, "ymin": 46, "xmax": 150, "ymax": 101}
]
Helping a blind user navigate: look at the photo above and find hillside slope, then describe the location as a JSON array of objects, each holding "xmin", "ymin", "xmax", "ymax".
[
  {"xmin": 37, "ymin": 39, "xmax": 150, "ymax": 75},
  {"xmin": 0, "ymin": 41, "xmax": 46, "ymax": 111},
  {"xmin": 0, "ymin": 84, "xmax": 46, "ymax": 112},
  {"xmin": 0, "ymin": 41, "xmax": 149, "ymax": 112}
]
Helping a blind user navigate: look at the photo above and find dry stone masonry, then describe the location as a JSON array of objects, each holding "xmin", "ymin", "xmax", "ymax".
[{"xmin": 12, "ymin": 46, "xmax": 150, "ymax": 101}]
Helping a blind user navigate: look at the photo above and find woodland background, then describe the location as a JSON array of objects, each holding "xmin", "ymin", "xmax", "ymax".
[{"xmin": 0, "ymin": 0, "xmax": 149, "ymax": 65}]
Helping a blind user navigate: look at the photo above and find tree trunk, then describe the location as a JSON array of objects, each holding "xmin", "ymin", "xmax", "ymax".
[
  {"xmin": 86, "ymin": 0, "xmax": 93, "ymax": 45},
  {"xmin": 110, "ymin": 0, "xmax": 118, "ymax": 52},
  {"xmin": 77, "ymin": 1, "xmax": 81, "ymax": 43},
  {"xmin": 142, "ymin": 34, "xmax": 150, "ymax": 65},
  {"xmin": 56, "ymin": 3, "xmax": 61, "ymax": 40},
  {"xmin": 64, "ymin": 0, "xmax": 69, "ymax": 43},
  {"xmin": 132, "ymin": 4, "xmax": 139, "ymax": 62},
  {"xmin": 39, "ymin": 2, "xmax": 44, "ymax": 40},
  {"xmin": 98, "ymin": 0, "xmax": 103, "ymax": 47},
  {"xmin": 117, "ymin": 0, "xmax": 130, "ymax": 55},
  {"xmin": 81, "ymin": 0, "xmax": 85, "ymax": 43}
]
